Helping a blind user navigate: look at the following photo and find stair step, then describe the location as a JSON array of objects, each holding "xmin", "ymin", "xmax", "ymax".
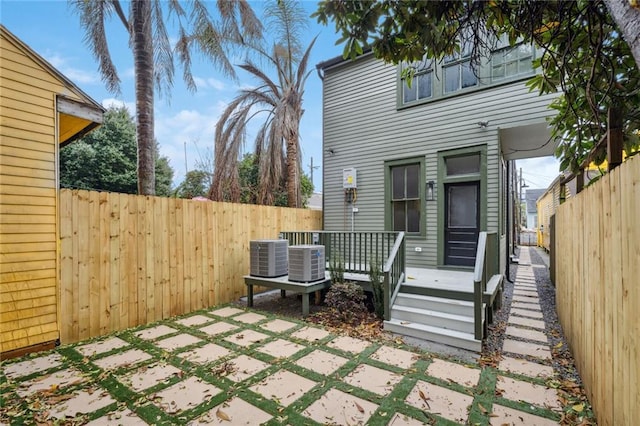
[
  {"xmin": 391, "ymin": 305, "xmax": 477, "ymax": 333},
  {"xmin": 384, "ymin": 319, "xmax": 481, "ymax": 352},
  {"xmin": 395, "ymin": 292, "xmax": 474, "ymax": 316}
]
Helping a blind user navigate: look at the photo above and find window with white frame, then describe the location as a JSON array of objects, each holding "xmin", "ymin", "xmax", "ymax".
[{"xmin": 491, "ymin": 43, "xmax": 534, "ymax": 81}]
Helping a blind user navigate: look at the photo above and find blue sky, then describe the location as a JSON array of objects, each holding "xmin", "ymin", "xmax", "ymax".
[{"xmin": 1, "ymin": 0, "xmax": 559, "ymax": 192}]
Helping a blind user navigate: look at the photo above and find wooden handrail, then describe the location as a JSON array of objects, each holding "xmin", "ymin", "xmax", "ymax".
[{"xmin": 472, "ymin": 231, "xmax": 498, "ymax": 340}]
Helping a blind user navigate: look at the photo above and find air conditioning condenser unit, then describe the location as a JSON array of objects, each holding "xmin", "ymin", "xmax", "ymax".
[
  {"xmin": 250, "ymin": 239, "xmax": 288, "ymax": 278},
  {"xmin": 288, "ymin": 245, "xmax": 325, "ymax": 282}
]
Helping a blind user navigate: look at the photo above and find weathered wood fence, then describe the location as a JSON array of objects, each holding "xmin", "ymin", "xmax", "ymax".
[
  {"xmin": 59, "ymin": 189, "xmax": 322, "ymax": 344},
  {"xmin": 555, "ymin": 154, "xmax": 639, "ymax": 425}
]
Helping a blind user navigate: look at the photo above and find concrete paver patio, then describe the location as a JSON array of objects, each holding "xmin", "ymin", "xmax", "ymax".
[{"xmin": 0, "ymin": 248, "xmax": 587, "ymax": 425}]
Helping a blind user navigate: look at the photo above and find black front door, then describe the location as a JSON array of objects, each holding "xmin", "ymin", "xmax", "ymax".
[{"xmin": 444, "ymin": 182, "xmax": 480, "ymax": 267}]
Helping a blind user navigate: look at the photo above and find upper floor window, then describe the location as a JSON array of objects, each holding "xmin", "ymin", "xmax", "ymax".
[
  {"xmin": 401, "ymin": 58, "xmax": 433, "ymax": 103},
  {"xmin": 443, "ymin": 37, "xmax": 477, "ymax": 93},
  {"xmin": 491, "ymin": 43, "xmax": 534, "ymax": 81},
  {"xmin": 399, "ymin": 35, "xmax": 536, "ymax": 107}
]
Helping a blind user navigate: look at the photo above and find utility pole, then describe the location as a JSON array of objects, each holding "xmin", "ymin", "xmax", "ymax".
[
  {"xmin": 308, "ymin": 157, "xmax": 319, "ymax": 188},
  {"xmin": 519, "ymin": 168, "xmax": 529, "ymax": 241},
  {"xmin": 184, "ymin": 141, "xmax": 188, "ymax": 175}
]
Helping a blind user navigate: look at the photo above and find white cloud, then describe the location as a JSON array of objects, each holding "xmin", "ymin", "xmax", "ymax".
[
  {"xmin": 101, "ymin": 98, "xmax": 136, "ymax": 114},
  {"xmin": 45, "ymin": 53, "xmax": 100, "ymax": 85},
  {"xmin": 193, "ymin": 76, "xmax": 227, "ymax": 91},
  {"xmin": 517, "ymin": 156, "xmax": 561, "ymax": 189}
]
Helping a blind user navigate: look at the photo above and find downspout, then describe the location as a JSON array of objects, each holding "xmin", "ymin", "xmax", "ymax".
[{"xmin": 505, "ymin": 160, "xmax": 513, "ymax": 283}]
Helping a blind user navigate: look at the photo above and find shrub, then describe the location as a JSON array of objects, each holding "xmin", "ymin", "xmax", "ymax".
[
  {"xmin": 328, "ymin": 256, "xmax": 345, "ymax": 283},
  {"xmin": 369, "ymin": 261, "xmax": 385, "ymax": 319},
  {"xmin": 324, "ymin": 282, "xmax": 367, "ymax": 323}
]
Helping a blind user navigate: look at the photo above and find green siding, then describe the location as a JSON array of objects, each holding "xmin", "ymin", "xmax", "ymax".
[{"xmin": 321, "ymin": 54, "xmax": 558, "ymax": 268}]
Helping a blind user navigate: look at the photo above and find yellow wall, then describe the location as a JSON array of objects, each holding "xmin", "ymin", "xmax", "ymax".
[
  {"xmin": 536, "ymin": 182, "xmax": 562, "ymax": 251},
  {"xmin": 0, "ymin": 31, "xmax": 85, "ymax": 353}
]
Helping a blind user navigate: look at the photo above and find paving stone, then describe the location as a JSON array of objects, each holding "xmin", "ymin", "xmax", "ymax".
[
  {"xmin": 327, "ymin": 335, "xmax": 371, "ymax": 354},
  {"xmin": 199, "ymin": 321, "xmax": 238, "ymax": 336},
  {"xmin": 295, "ymin": 349, "xmax": 349, "ymax": 375},
  {"xmin": 3, "ymin": 353, "xmax": 62, "ymax": 379},
  {"xmin": 512, "ymin": 295, "xmax": 540, "ymax": 304},
  {"xmin": 93, "ymin": 348, "xmax": 152, "ymax": 370},
  {"xmin": 209, "ymin": 306, "xmax": 244, "ymax": 317},
  {"xmin": 508, "ymin": 316, "xmax": 546, "ymax": 330},
  {"xmin": 120, "ymin": 363, "xmax": 180, "ymax": 391},
  {"xmin": 195, "ymin": 397, "xmax": 271, "ymax": 425},
  {"xmin": 514, "ymin": 290, "xmax": 539, "ymax": 298},
  {"xmin": 232, "ymin": 312, "xmax": 267, "ymax": 324},
  {"xmin": 49, "ymin": 387, "xmax": 116, "ymax": 420},
  {"xmin": 260, "ymin": 318, "xmax": 297, "ymax": 333},
  {"xmin": 224, "ymin": 329, "xmax": 270, "ymax": 347},
  {"xmin": 257, "ymin": 338, "xmax": 306, "ymax": 358},
  {"xmin": 498, "ymin": 356, "xmax": 555, "ymax": 379},
  {"xmin": 224, "ymin": 355, "xmax": 270, "ymax": 382},
  {"xmin": 178, "ymin": 343, "xmax": 231, "ymax": 365},
  {"xmin": 156, "ymin": 333, "xmax": 202, "ymax": 351},
  {"xmin": 506, "ymin": 326, "xmax": 548, "ymax": 343},
  {"xmin": 426, "ymin": 358, "xmax": 481, "ymax": 388},
  {"xmin": 85, "ymin": 408, "xmax": 147, "ymax": 425},
  {"xmin": 342, "ymin": 364, "xmax": 402, "ymax": 396},
  {"xmin": 76, "ymin": 337, "xmax": 129, "ymax": 357},
  {"xmin": 489, "ymin": 404, "xmax": 558, "ymax": 425},
  {"xmin": 249, "ymin": 369, "xmax": 316, "ymax": 406},
  {"xmin": 134, "ymin": 325, "xmax": 177, "ymax": 340},
  {"xmin": 174, "ymin": 314, "xmax": 212, "ymax": 327},
  {"xmin": 405, "ymin": 380, "xmax": 472, "ymax": 424},
  {"xmin": 153, "ymin": 376, "xmax": 222, "ymax": 414},
  {"xmin": 370, "ymin": 346, "xmax": 419, "ymax": 369},
  {"xmin": 303, "ymin": 388, "xmax": 378, "ymax": 425},
  {"xmin": 16, "ymin": 368, "xmax": 84, "ymax": 397},
  {"xmin": 386, "ymin": 413, "xmax": 427, "ymax": 425},
  {"xmin": 290, "ymin": 326, "xmax": 330, "ymax": 342},
  {"xmin": 511, "ymin": 300, "xmax": 541, "ymax": 309},
  {"xmin": 511, "ymin": 308, "xmax": 544, "ymax": 319},
  {"xmin": 496, "ymin": 375, "xmax": 560, "ymax": 409},
  {"xmin": 503, "ymin": 339, "xmax": 551, "ymax": 360}
]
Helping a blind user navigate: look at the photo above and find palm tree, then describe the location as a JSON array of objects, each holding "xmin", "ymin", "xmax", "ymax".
[
  {"xmin": 71, "ymin": 0, "xmax": 262, "ymax": 195},
  {"xmin": 208, "ymin": 0, "xmax": 315, "ymax": 208}
]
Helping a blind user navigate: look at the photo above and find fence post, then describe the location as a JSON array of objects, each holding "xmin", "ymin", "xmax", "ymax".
[{"xmin": 607, "ymin": 107, "xmax": 623, "ymax": 171}]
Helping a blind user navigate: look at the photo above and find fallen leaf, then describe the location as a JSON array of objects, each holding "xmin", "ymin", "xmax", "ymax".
[
  {"xmin": 354, "ymin": 401, "xmax": 364, "ymax": 413},
  {"xmin": 572, "ymin": 403, "xmax": 584, "ymax": 412},
  {"xmin": 216, "ymin": 408, "xmax": 231, "ymax": 422},
  {"xmin": 478, "ymin": 403, "xmax": 488, "ymax": 414}
]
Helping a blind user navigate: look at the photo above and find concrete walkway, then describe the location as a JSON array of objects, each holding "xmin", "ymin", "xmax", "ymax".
[{"xmin": 0, "ymin": 247, "xmax": 585, "ymax": 425}]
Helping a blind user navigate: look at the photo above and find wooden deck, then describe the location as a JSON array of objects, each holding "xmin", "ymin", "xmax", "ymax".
[{"xmin": 404, "ymin": 267, "xmax": 474, "ymax": 292}]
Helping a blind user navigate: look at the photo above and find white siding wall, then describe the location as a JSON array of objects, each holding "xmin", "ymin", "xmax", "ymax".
[{"xmin": 322, "ymin": 55, "xmax": 557, "ymax": 268}]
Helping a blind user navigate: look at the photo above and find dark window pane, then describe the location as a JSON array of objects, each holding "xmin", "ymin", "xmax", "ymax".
[
  {"xmin": 392, "ymin": 167, "xmax": 405, "ymax": 199},
  {"xmin": 393, "ymin": 201, "xmax": 405, "ymax": 231},
  {"xmin": 417, "ymin": 72, "xmax": 432, "ymax": 99},
  {"xmin": 448, "ymin": 185, "xmax": 478, "ymax": 228},
  {"xmin": 407, "ymin": 200, "xmax": 420, "ymax": 232},
  {"xmin": 461, "ymin": 61, "xmax": 477, "ymax": 88},
  {"xmin": 444, "ymin": 65, "xmax": 459, "ymax": 93},
  {"xmin": 406, "ymin": 164, "xmax": 419, "ymax": 198},
  {"xmin": 446, "ymin": 154, "xmax": 480, "ymax": 175}
]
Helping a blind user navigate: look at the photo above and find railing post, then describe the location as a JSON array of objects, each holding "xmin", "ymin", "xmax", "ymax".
[
  {"xmin": 383, "ymin": 272, "xmax": 390, "ymax": 321},
  {"xmin": 474, "ymin": 280, "xmax": 483, "ymax": 339}
]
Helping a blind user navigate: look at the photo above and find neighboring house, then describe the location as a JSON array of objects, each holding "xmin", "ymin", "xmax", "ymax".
[
  {"xmin": 0, "ymin": 25, "xmax": 104, "ymax": 358},
  {"xmin": 317, "ymin": 45, "xmax": 558, "ymax": 274},
  {"xmin": 525, "ymin": 188, "xmax": 546, "ymax": 229},
  {"xmin": 307, "ymin": 191, "xmax": 323, "ymax": 210}
]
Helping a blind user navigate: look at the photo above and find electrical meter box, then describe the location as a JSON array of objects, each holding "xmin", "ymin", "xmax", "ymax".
[{"xmin": 342, "ymin": 168, "xmax": 357, "ymax": 189}]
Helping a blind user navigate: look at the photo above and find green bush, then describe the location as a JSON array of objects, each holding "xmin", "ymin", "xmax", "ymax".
[
  {"xmin": 328, "ymin": 256, "xmax": 345, "ymax": 283},
  {"xmin": 324, "ymin": 282, "xmax": 367, "ymax": 322},
  {"xmin": 369, "ymin": 261, "xmax": 385, "ymax": 319}
]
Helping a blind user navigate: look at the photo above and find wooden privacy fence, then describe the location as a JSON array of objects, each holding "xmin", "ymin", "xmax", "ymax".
[
  {"xmin": 59, "ymin": 189, "xmax": 322, "ymax": 344},
  {"xmin": 555, "ymin": 154, "xmax": 639, "ymax": 425}
]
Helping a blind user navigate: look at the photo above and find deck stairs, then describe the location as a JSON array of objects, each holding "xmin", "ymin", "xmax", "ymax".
[{"xmin": 383, "ymin": 271, "xmax": 503, "ymax": 352}]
